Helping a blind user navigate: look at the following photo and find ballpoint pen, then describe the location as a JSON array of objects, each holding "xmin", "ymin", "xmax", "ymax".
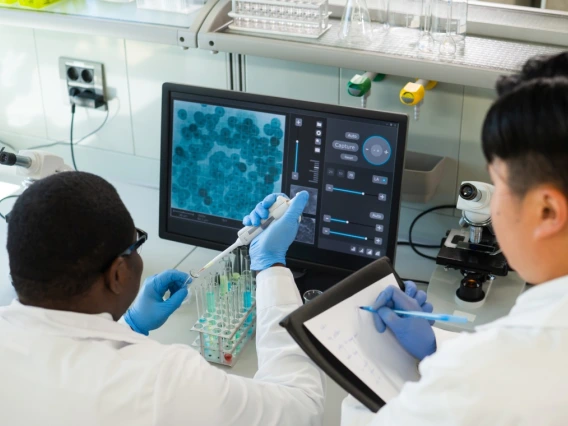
[{"xmin": 359, "ymin": 306, "xmax": 469, "ymax": 323}]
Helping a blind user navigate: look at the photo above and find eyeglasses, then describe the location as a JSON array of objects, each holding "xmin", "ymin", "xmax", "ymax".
[{"xmin": 119, "ymin": 227, "xmax": 148, "ymax": 257}]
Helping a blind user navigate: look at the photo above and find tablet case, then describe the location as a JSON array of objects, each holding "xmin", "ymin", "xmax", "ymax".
[{"xmin": 279, "ymin": 257, "xmax": 405, "ymax": 413}]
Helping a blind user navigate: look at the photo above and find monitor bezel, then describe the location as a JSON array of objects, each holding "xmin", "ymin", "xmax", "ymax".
[{"xmin": 159, "ymin": 83, "xmax": 408, "ymax": 275}]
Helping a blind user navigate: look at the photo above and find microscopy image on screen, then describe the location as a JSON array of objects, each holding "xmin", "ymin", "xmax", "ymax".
[
  {"xmin": 171, "ymin": 100, "xmax": 285, "ymax": 221},
  {"xmin": 290, "ymin": 184, "xmax": 318, "ymax": 215},
  {"xmin": 295, "ymin": 216, "xmax": 316, "ymax": 245}
]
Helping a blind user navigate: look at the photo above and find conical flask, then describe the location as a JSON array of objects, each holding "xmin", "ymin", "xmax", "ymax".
[{"xmin": 339, "ymin": 0, "xmax": 373, "ymax": 42}]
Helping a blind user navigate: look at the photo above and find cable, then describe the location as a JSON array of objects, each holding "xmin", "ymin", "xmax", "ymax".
[
  {"xmin": 401, "ymin": 278, "xmax": 430, "ymax": 285},
  {"xmin": 0, "ymin": 140, "xmax": 16, "ymax": 152},
  {"xmin": 397, "ymin": 241, "xmax": 441, "ymax": 249},
  {"xmin": 28, "ymin": 105, "xmax": 110, "ymax": 151},
  {"xmin": 70, "ymin": 104, "xmax": 78, "ymax": 171},
  {"xmin": 408, "ymin": 204, "xmax": 455, "ymax": 261},
  {"xmin": 0, "ymin": 195, "xmax": 19, "ymax": 222}
]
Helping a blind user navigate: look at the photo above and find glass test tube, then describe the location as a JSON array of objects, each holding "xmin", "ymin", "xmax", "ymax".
[
  {"xmin": 220, "ymin": 257, "xmax": 231, "ymax": 296},
  {"xmin": 196, "ymin": 282, "xmax": 206, "ymax": 324},
  {"xmin": 242, "ymin": 271, "xmax": 253, "ymax": 310},
  {"xmin": 206, "ymin": 275, "xmax": 216, "ymax": 325}
]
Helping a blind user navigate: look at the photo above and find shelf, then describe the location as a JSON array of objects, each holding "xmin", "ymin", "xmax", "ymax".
[
  {"xmin": 0, "ymin": 0, "xmax": 219, "ymax": 47},
  {"xmin": 198, "ymin": 0, "xmax": 567, "ymax": 88}
]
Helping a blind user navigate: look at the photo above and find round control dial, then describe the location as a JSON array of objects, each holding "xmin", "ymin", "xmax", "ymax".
[{"xmin": 362, "ymin": 136, "xmax": 392, "ymax": 166}]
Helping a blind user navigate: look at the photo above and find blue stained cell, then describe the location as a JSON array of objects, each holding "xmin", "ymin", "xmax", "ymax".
[
  {"xmin": 274, "ymin": 128, "xmax": 283, "ymax": 139},
  {"xmin": 270, "ymin": 137, "xmax": 280, "ymax": 147},
  {"xmin": 264, "ymin": 174, "xmax": 275, "ymax": 184},
  {"xmin": 189, "ymin": 124, "xmax": 198, "ymax": 132},
  {"xmin": 175, "ymin": 146, "xmax": 186, "ymax": 157},
  {"xmin": 221, "ymin": 128, "xmax": 231, "ymax": 137},
  {"xmin": 194, "ymin": 111, "xmax": 206, "ymax": 126},
  {"xmin": 236, "ymin": 162, "xmax": 247, "ymax": 173},
  {"xmin": 251, "ymin": 126, "xmax": 260, "ymax": 136},
  {"xmin": 215, "ymin": 106, "xmax": 225, "ymax": 117},
  {"xmin": 181, "ymin": 127, "xmax": 191, "ymax": 140},
  {"xmin": 271, "ymin": 118, "xmax": 281, "ymax": 128},
  {"xmin": 267, "ymin": 156, "xmax": 276, "ymax": 165},
  {"xmin": 178, "ymin": 109, "xmax": 188, "ymax": 120},
  {"xmin": 243, "ymin": 118, "xmax": 253, "ymax": 127},
  {"xmin": 228, "ymin": 116, "xmax": 237, "ymax": 127},
  {"xmin": 230, "ymin": 154, "xmax": 240, "ymax": 163},
  {"xmin": 263, "ymin": 124, "xmax": 274, "ymax": 136}
]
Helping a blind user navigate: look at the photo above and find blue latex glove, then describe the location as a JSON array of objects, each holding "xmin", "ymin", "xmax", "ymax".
[
  {"xmin": 372, "ymin": 281, "xmax": 436, "ymax": 360},
  {"xmin": 124, "ymin": 269, "xmax": 191, "ymax": 336},
  {"xmin": 243, "ymin": 191, "xmax": 309, "ymax": 271}
]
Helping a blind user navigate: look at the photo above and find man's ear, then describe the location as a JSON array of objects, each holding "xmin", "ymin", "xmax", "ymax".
[
  {"xmin": 532, "ymin": 185, "xmax": 568, "ymax": 241},
  {"xmin": 103, "ymin": 257, "xmax": 130, "ymax": 295}
]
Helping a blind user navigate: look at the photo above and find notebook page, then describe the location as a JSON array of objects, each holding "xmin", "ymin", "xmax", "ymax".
[{"xmin": 304, "ymin": 273, "xmax": 420, "ymax": 402}]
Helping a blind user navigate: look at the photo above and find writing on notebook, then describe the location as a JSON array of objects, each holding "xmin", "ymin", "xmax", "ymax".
[{"xmin": 304, "ymin": 274, "xmax": 420, "ymax": 402}]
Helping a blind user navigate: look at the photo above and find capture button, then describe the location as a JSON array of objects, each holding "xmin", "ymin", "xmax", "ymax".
[{"xmin": 332, "ymin": 141, "xmax": 359, "ymax": 152}]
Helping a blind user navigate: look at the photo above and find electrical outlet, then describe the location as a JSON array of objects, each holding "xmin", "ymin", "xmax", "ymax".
[{"xmin": 59, "ymin": 57, "xmax": 107, "ymax": 110}]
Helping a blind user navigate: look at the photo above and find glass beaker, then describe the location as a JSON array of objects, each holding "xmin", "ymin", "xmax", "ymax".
[
  {"xmin": 371, "ymin": 0, "xmax": 389, "ymax": 34},
  {"xmin": 387, "ymin": 0, "xmax": 422, "ymax": 32},
  {"xmin": 303, "ymin": 289, "xmax": 323, "ymax": 303},
  {"xmin": 338, "ymin": 0, "xmax": 374, "ymax": 42},
  {"xmin": 431, "ymin": 0, "xmax": 467, "ymax": 41}
]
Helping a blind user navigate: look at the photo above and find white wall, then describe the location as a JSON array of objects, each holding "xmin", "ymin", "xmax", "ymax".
[{"xmin": 0, "ymin": 29, "xmax": 230, "ymax": 186}]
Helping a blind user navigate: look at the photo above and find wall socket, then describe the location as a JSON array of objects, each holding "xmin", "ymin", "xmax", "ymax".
[{"xmin": 59, "ymin": 57, "xmax": 107, "ymax": 111}]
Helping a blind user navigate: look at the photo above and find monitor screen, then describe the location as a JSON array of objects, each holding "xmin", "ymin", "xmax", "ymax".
[{"xmin": 160, "ymin": 84, "xmax": 408, "ymax": 274}]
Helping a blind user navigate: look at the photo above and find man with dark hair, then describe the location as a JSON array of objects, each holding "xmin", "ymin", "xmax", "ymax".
[
  {"xmin": 0, "ymin": 172, "xmax": 325, "ymax": 426},
  {"xmin": 335, "ymin": 51, "xmax": 568, "ymax": 424}
]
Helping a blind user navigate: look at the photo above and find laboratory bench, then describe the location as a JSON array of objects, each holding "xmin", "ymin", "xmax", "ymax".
[{"xmin": 0, "ymin": 176, "xmax": 438, "ymax": 426}]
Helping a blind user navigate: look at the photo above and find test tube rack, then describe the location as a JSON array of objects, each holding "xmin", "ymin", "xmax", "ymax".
[
  {"xmin": 190, "ymin": 248, "xmax": 256, "ymax": 367},
  {"xmin": 228, "ymin": 0, "xmax": 331, "ymax": 39},
  {"xmin": 191, "ymin": 302, "xmax": 257, "ymax": 367}
]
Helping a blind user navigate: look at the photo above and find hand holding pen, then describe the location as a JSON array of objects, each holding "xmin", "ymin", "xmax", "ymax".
[{"xmin": 363, "ymin": 282, "xmax": 438, "ymax": 361}]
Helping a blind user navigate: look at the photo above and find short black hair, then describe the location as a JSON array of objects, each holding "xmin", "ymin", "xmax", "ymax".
[
  {"xmin": 7, "ymin": 172, "xmax": 135, "ymax": 302},
  {"xmin": 482, "ymin": 52, "xmax": 568, "ymax": 196}
]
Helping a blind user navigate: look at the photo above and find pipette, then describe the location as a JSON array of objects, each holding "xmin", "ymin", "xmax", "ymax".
[{"xmin": 188, "ymin": 195, "xmax": 296, "ymax": 280}]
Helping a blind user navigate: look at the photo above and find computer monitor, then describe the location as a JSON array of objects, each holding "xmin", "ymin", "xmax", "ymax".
[{"xmin": 159, "ymin": 84, "xmax": 408, "ymax": 274}]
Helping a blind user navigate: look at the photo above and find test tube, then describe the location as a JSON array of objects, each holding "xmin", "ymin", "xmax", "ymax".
[
  {"xmin": 231, "ymin": 287, "xmax": 240, "ymax": 325},
  {"xmin": 196, "ymin": 282, "xmax": 206, "ymax": 324},
  {"xmin": 242, "ymin": 271, "xmax": 253, "ymax": 310},
  {"xmin": 206, "ymin": 275, "xmax": 216, "ymax": 325},
  {"xmin": 220, "ymin": 257, "xmax": 231, "ymax": 296}
]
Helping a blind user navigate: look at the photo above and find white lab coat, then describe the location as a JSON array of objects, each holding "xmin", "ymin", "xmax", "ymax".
[
  {"xmin": 341, "ymin": 274, "xmax": 568, "ymax": 426},
  {"xmin": 0, "ymin": 267, "xmax": 325, "ymax": 426}
]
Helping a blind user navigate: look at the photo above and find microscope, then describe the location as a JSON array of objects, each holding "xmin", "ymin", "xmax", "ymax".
[
  {"xmin": 426, "ymin": 181, "xmax": 526, "ymax": 332},
  {"xmin": 0, "ymin": 148, "xmax": 73, "ymax": 188}
]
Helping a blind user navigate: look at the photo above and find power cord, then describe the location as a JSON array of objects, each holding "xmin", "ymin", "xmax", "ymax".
[
  {"xmin": 401, "ymin": 278, "xmax": 430, "ymax": 285},
  {"xmin": 398, "ymin": 241, "xmax": 441, "ymax": 249},
  {"xmin": 70, "ymin": 104, "xmax": 78, "ymax": 171},
  {"xmin": 0, "ymin": 195, "xmax": 19, "ymax": 222},
  {"xmin": 28, "ymin": 100, "xmax": 112, "ymax": 151},
  {"xmin": 407, "ymin": 204, "xmax": 456, "ymax": 261}
]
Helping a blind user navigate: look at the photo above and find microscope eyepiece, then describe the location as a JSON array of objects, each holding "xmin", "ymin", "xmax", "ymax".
[
  {"xmin": 0, "ymin": 148, "xmax": 17, "ymax": 166},
  {"xmin": 459, "ymin": 183, "xmax": 480, "ymax": 201}
]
